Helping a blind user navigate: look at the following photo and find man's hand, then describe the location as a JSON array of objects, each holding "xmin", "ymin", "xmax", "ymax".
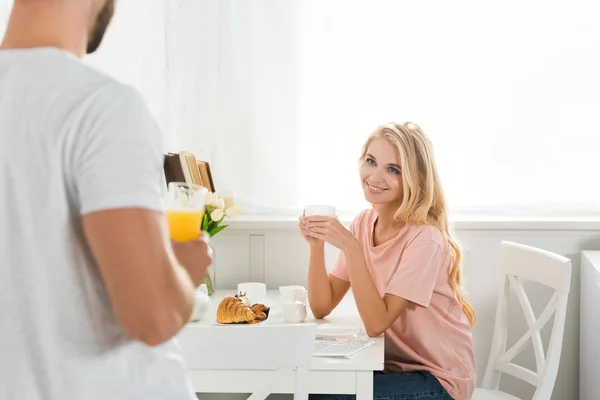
[{"xmin": 171, "ymin": 232, "xmax": 213, "ymax": 287}]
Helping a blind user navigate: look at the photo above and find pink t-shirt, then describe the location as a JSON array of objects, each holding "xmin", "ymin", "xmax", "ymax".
[{"xmin": 331, "ymin": 209, "xmax": 476, "ymax": 400}]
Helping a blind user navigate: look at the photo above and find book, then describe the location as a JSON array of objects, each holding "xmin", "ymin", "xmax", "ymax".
[
  {"xmin": 177, "ymin": 152, "xmax": 194, "ymax": 186},
  {"xmin": 205, "ymin": 162, "xmax": 215, "ymax": 192},
  {"xmin": 164, "ymin": 152, "xmax": 215, "ymax": 195},
  {"xmin": 163, "ymin": 153, "xmax": 186, "ymax": 187},
  {"xmin": 164, "ymin": 151, "xmax": 208, "ymax": 188},
  {"xmin": 181, "ymin": 152, "xmax": 204, "ymax": 187},
  {"xmin": 197, "ymin": 161, "xmax": 215, "ymax": 192}
]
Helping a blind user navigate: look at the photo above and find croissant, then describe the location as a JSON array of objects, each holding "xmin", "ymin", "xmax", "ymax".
[
  {"xmin": 216, "ymin": 293, "xmax": 271, "ymax": 324},
  {"xmin": 250, "ymin": 303, "xmax": 270, "ymax": 322}
]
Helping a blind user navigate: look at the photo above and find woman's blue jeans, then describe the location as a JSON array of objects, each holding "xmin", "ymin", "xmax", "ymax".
[{"xmin": 309, "ymin": 371, "xmax": 453, "ymax": 400}]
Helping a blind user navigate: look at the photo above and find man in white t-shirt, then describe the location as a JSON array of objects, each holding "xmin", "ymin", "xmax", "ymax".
[{"xmin": 0, "ymin": 1, "xmax": 211, "ymax": 399}]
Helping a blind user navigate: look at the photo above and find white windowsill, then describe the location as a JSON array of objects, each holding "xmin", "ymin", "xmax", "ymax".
[{"xmin": 225, "ymin": 214, "xmax": 600, "ymax": 231}]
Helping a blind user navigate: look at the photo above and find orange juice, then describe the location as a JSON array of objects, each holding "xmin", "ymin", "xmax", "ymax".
[{"xmin": 166, "ymin": 209, "xmax": 204, "ymax": 241}]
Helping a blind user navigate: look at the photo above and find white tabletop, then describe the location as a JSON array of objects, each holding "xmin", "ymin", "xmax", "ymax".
[{"xmin": 189, "ymin": 289, "xmax": 385, "ymax": 371}]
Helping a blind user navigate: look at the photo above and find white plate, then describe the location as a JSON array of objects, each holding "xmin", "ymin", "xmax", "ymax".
[{"xmin": 215, "ymin": 321, "xmax": 265, "ymax": 326}]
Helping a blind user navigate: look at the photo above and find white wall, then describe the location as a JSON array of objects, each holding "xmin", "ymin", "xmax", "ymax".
[
  {"xmin": 579, "ymin": 252, "xmax": 600, "ymax": 400},
  {"xmin": 200, "ymin": 221, "xmax": 599, "ymax": 400}
]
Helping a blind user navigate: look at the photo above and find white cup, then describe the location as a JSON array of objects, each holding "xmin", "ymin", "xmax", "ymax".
[
  {"xmin": 304, "ymin": 204, "xmax": 336, "ymax": 217},
  {"xmin": 237, "ymin": 282, "xmax": 267, "ymax": 304},
  {"xmin": 279, "ymin": 285, "xmax": 307, "ymax": 304},
  {"xmin": 282, "ymin": 301, "xmax": 308, "ymax": 323}
]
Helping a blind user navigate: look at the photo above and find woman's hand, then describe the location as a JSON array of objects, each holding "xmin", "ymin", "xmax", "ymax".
[
  {"xmin": 298, "ymin": 214, "xmax": 323, "ymax": 247},
  {"xmin": 304, "ymin": 216, "xmax": 358, "ymax": 252}
]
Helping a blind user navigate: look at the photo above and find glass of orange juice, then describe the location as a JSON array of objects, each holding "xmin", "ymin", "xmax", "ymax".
[{"xmin": 165, "ymin": 182, "xmax": 208, "ymax": 242}]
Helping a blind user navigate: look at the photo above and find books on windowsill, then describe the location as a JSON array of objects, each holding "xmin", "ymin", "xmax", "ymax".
[{"xmin": 163, "ymin": 152, "xmax": 216, "ymax": 193}]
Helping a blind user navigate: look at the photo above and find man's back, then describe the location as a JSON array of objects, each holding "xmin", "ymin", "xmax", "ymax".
[{"xmin": 0, "ymin": 47, "xmax": 195, "ymax": 400}]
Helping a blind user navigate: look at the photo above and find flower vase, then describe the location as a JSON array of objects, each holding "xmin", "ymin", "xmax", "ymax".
[
  {"xmin": 203, "ymin": 245, "xmax": 216, "ymax": 295},
  {"xmin": 189, "ymin": 284, "xmax": 212, "ymax": 322}
]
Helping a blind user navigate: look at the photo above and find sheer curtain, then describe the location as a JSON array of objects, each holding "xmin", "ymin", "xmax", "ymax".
[
  {"xmin": 172, "ymin": 0, "xmax": 304, "ymax": 213},
  {"xmin": 84, "ymin": 0, "xmax": 171, "ymax": 148},
  {"xmin": 187, "ymin": 0, "xmax": 600, "ymax": 216},
  {"xmin": 3, "ymin": 1, "xmax": 600, "ymax": 216},
  {"xmin": 295, "ymin": 0, "xmax": 600, "ymax": 215},
  {"xmin": 1, "ymin": 0, "xmax": 172, "ymax": 147},
  {"xmin": 92, "ymin": 0, "xmax": 304, "ymax": 213}
]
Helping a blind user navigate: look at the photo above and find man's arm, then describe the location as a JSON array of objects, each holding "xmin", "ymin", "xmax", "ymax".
[
  {"xmin": 73, "ymin": 83, "xmax": 213, "ymax": 345},
  {"xmin": 83, "ymin": 208, "xmax": 206, "ymax": 346}
]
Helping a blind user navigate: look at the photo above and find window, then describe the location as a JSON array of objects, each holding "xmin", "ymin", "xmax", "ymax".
[
  {"xmin": 4, "ymin": 1, "xmax": 600, "ymax": 216},
  {"xmin": 294, "ymin": 1, "xmax": 600, "ymax": 215},
  {"xmin": 190, "ymin": 1, "xmax": 600, "ymax": 216}
]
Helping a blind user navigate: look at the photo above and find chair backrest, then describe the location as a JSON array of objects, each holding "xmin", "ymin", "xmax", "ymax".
[
  {"xmin": 178, "ymin": 322, "xmax": 317, "ymax": 400},
  {"xmin": 481, "ymin": 241, "xmax": 572, "ymax": 400}
]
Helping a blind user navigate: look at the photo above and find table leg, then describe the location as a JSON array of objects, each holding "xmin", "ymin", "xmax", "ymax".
[{"xmin": 355, "ymin": 371, "xmax": 373, "ymax": 400}]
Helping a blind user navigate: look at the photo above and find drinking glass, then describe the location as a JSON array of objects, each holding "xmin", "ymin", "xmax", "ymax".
[{"xmin": 164, "ymin": 182, "xmax": 208, "ymax": 242}]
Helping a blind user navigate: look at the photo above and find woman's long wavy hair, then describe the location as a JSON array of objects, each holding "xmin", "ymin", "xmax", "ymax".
[{"xmin": 360, "ymin": 122, "xmax": 476, "ymax": 327}]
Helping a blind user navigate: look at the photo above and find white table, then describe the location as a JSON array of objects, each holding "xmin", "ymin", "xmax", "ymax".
[{"xmin": 179, "ymin": 289, "xmax": 385, "ymax": 398}]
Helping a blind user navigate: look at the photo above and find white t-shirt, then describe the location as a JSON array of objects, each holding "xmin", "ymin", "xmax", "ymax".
[{"xmin": 0, "ymin": 47, "xmax": 196, "ymax": 400}]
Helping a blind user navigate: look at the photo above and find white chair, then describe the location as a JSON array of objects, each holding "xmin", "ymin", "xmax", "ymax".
[
  {"xmin": 474, "ymin": 241, "xmax": 572, "ymax": 400},
  {"xmin": 177, "ymin": 322, "xmax": 318, "ymax": 400}
]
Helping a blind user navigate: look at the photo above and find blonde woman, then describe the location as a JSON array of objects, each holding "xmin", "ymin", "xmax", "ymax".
[{"xmin": 299, "ymin": 122, "xmax": 476, "ymax": 400}]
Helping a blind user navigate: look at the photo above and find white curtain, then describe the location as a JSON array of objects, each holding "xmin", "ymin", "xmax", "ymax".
[
  {"xmin": 84, "ymin": 0, "xmax": 171, "ymax": 148},
  {"xmin": 298, "ymin": 1, "xmax": 600, "ymax": 215},
  {"xmin": 168, "ymin": 0, "xmax": 303, "ymax": 213},
  {"xmin": 4, "ymin": 1, "xmax": 600, "ymax": 216},
  {"xmin": 186, "ymin": 0, "xmax": 600, "ymax": 216},
  {"xmin": 73, "ymin": 0, "xmax": 300, "ymax": 213},
  {"xmin": 1, "ymin": 0, "xmax": 172, "ymax": 147}
]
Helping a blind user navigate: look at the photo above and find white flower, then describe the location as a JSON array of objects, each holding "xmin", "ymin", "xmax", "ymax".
[
  {"xmin": 225, "ymin": 206, "xmax": 241, "ymax": 217},
  {"xmin": 218, "ymin": 198, "xmax": 225, "ymax": 209},
  {"xmin": 210, "ymin": 208, "xmax": 224, "ymax": 221},
  {"xmin": 205, "ymin": 192, "xmax": 221, "ymax": 208},
  {"xmin": 211, "ymin": 194, "xmax": 222, "ymax": 208},
  {"xmin": 205, "ymin": 192, "xmax": 215, "ymax": 206}
]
